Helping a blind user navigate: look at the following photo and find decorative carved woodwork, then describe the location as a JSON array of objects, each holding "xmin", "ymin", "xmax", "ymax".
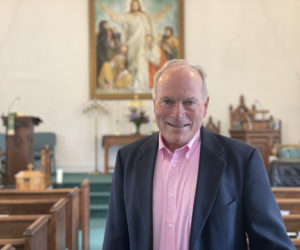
[
  {"xmin": 229, "ymin": 96, "xmax": 281, "ymax": 169},
  {"xmin": 205, "ymin": 116, "xmax": 221, "ymax": 134}
]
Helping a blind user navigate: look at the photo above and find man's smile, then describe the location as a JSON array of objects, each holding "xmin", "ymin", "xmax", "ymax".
[{"xmin": 166, "ymin": 122, "xmax": 191, "ymax": 128}]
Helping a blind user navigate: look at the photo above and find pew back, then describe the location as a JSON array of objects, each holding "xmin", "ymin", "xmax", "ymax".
[
  {"xmin": 277, "ymin": 199, "xmax": 300, "ymax": 214},
  {"xmin": 0, "ymin": 239, "xmax": 24, "ymax": 250},
  {"xmin": 272, "ymin": 187, "xmax": 300, "ymax": 199},
  {"xmin": 0, "ymin": 199, "xmax": 66, "ymax": 250},
  {"xmin": 0, "ymin": 188, "xmax": 79, "ymax": 250},
  {"xmin": 0, "ymin": 244, "xmax": 16, "ymax": 250},
  {"xmin": 80, "ymin": 178, "xmax": 90, "ymax": 250},
  {"xmin": 0, "ymin": 216, "xmax": 48, "ymax": 250},
  {"xmin": 282, "ymin": 214, "xmax": 300, "ymax": 232},
  {"xmin": 292, "ymin": 239, "xmax": 300, "ymax": 250},
  {"xmin": 0, "ymin": 179, "xmax": 90, "ymax": 250}
]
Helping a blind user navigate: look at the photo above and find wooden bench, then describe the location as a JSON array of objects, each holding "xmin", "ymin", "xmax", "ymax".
[
  {"xmin": 272, "ymin": 187, "xmax": 300, "ymax": 199},
  {"xmin": 0, "ymin": 215, "xmax": 48, "ymax": 250},
  {"xmin": 0, "ymin": 178, "xmax": 90, "ymax": 250},
  {"xmin": 282, "ymin": 214, "xmax": 300, "ymax": 233},
  {"xmin": 282, "ymin": 214, "xmax": 300, "ymax": 250},
  {"xmin": 80, "ymin": 178, "xmax": 90, "ymax": 250},
  {"xmin": 276, "ymin": 198, "xmax": 300, "ymax": 249},
  {"xmin": 292, "ymin": 239, "xmax": 300, "ymax": 250},
  {"xmin": 0, "ymin": 244, "xmax": 16, "ymax": 250},
  {"xmin": 276, "ymin": 199, "xmax": 300, "ymax": 214},
  {"xmin": 0, "ymin": 240, "xmax": 24, "ymax": 250},
  {"xmin": 0, "ymin": 199, "xmax": 66, "ymax": 250}
]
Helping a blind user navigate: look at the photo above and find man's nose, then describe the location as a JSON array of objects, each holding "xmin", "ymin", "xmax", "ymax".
[{"xmin": 171, "ymin": 102, "xmax": 185, "ymax": 118}]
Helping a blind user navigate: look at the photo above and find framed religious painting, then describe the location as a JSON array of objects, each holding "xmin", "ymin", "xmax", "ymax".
[{"xmin": 89, "ymin": 0, "xmax": 184, "ymax": 99}]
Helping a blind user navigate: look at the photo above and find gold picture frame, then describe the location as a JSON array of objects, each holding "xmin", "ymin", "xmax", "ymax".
[{"xmin": 89, "ymin": 0, "xmax": 184, "ymax": 99}]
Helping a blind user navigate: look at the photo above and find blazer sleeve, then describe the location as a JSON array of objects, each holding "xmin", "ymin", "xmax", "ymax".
[
  {"xmin": 244, "ymin": 149, "xmax": 295, "ymax": 250},
  {"xmin": 102, "ymin": 150, "xmax": 130, "ymax": 250}
]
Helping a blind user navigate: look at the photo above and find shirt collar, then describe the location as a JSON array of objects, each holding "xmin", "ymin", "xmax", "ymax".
[{"xmin": 158, "ymin": 131, "xmax": 200, "ymax": 159}]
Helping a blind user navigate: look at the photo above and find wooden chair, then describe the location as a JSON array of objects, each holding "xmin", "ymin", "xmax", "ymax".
[
  {"xmin": 0, "ymin": 215, "xmax": 48, "ymax": 250},
  {"xmin": 0, "ymin": 199, "xmax": 66, "ymax": 250}
]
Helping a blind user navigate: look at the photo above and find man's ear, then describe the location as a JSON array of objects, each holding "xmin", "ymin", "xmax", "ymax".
[{"xmin": 203, "ymin": 97, "xmax": 209, "ymax": 118}]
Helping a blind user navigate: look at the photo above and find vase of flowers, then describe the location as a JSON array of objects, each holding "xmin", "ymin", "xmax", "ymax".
[{"xmin": 129, "ymin": 107, "xmax": 149, "ymax": 135}]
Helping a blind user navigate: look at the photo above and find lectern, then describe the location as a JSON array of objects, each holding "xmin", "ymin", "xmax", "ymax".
[{"xmin": 2, "ymin": 116, "xmax": 42, "ymax": 185}]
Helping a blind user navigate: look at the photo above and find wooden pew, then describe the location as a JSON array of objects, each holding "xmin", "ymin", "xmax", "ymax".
[
  {"xmin": 80, "ymin": 178, "xmax": 90, "ymax": 250},
  {"xmin": 276, "ymin": 198, "xmax": 300, "ymax": 250},
  {"xmin": 0, "ymin": 199, "xmax": 66, "ymax": 250},
  {"xmin": 272, "ymin": 187, "xmax": 300, "ymax": 199},
  {"xmin": 282, "ymin": 214, "xmax": 300, "ymax": 233},
  {"xmin": 0, "ymin": 215, "xmax": 48, "ymax": 250},
  {"xmin": 0, "ymin": 240, "xmax": 24, "ymax": 250},
  {"xmin": 0, "ymin": 244, "xmax": 16, "ymax": 250},
  {"xmin": 292, "ymin": 239, "xmax": 300, "ymax": 250},
  {"xmin": 283, "ymin": 215, "xmax": 300, "ymax": 250},
  {"xmin": 277, "ymin": 199, "xmax": 300, "ymax": 214},
  {"xmin": 0, "ymin": 179, "xmax": 90, "ymax": 250},
  {"xmin": 0, "ymin": 188, "xmax": 79, "ymax": 250}
]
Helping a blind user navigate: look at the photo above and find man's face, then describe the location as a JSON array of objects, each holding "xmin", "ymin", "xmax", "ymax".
[
  {"xmin": 153, "ymin": 66, "xmax": 209, "ymax": 151},
  {"xmin": 131, "ymin": 1, "xmax": 140, "ymax": 11},
  {"xmin": 164, "ymin": 28, "xmax": 172, "ymax": 38}
]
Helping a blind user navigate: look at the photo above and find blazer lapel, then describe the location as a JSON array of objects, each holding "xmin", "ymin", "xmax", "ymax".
[
  {"xmin": 134, "ymin": 133, "xmax": 159, "ymax": 249},
  {"xmin": 189, "ymin": 127, "xmax": 227, "ymax": 249}
]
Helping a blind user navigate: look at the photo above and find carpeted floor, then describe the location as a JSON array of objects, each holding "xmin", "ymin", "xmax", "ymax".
[{"xmin": 90, "ymin": 218, "xmax": 106, "ymax": 249}]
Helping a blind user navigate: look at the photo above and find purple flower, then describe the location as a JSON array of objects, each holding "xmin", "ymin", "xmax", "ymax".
[{"xmin": 129, "ymin": 109, "xmax": 150, "ymax": 125}]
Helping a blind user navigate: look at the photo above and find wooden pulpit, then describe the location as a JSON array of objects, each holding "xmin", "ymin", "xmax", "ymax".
[
  {"xmin": 229, "ymin": 96, "xmax": 281, "ymax": 169},
  {"xmin": 2, "ymin": 116, "xmax": 42, "ymax": 185}
]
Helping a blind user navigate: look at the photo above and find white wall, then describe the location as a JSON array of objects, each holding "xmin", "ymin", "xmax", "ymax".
[{"xmin": 0, "ymin": 0, "xmax": 299, "ymax": 172}]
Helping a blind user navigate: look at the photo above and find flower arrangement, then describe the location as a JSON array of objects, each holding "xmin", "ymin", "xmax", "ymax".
[{"xmin": 129, "ymin": 107, "xmax": 149, "ymax": 134}]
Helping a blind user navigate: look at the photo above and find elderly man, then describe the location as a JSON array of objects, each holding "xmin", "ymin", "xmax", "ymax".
[{"xmin": 103, "ymin": 59, "xmax": 294, "ymax": 250}]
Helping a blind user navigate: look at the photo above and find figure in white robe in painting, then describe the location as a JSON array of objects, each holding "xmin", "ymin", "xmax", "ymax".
[{"xmin": 101, "ymin": 0, "xmax": 170, "ymax": 92}]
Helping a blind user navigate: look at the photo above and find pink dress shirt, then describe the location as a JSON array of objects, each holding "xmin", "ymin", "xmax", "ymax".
[{"xmin": 153, "ymin": 132, "xmax": 201, "ymax": 250}]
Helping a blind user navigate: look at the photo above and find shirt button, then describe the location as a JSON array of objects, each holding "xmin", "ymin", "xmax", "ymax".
[
  {"xmin": 168, "ymin": 223, "xmax": 173, "ymax": 227},
  {"xmin": 172, "ymin": 163, "xmax": 176, "ymax": 167},
  {"xmin": 170, "ymin": 193, "xmax": 174, "ymax": 197}
]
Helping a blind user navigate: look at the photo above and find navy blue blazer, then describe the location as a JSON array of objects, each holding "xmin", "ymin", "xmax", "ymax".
[{"xmin": 103, "ymin": 127, "xmax": 295, "ymax": 250}]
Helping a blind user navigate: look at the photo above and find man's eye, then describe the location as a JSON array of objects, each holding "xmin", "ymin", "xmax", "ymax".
[
  {"xmin": 184, "ymin": 100, "xmax": 195, "ymax": 106},
  {"xmin": 162, "ymin": 99, "xmax": 173, "ymax": 105}
]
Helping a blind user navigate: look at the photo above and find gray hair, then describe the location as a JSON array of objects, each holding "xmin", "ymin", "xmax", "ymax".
[{"xmin": 152, "ymin": 59, "xmax": 208, "ymax": 101}]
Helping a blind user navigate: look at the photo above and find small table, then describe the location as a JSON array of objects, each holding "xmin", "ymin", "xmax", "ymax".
[{"xmin": 102, "ymin": 134, "xmax": 148, "ymax": 174}]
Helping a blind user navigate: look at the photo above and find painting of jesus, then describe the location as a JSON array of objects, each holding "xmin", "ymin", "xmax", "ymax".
[{"xmin": 89, "ymin": 0, "xmax": 184, "ymax": 99}]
